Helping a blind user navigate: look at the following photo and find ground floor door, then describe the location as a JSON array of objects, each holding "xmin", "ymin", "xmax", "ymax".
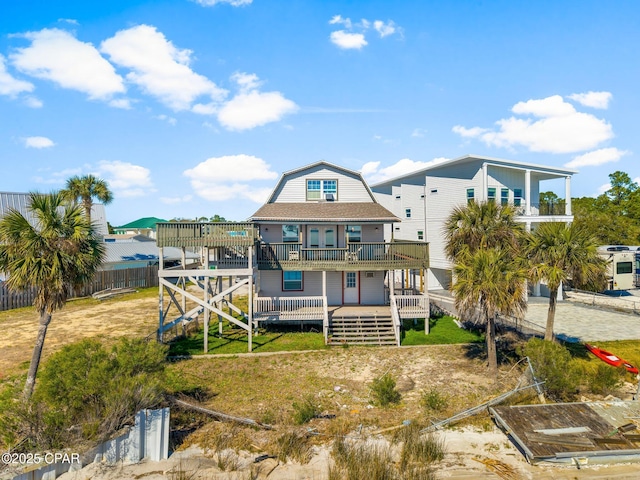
[{"xmin": 343, "ymin": 271, "xmax": 359, "ymax": 304}]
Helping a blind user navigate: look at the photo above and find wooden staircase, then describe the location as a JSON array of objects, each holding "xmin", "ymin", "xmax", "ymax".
[{"xmin": 328, "ymin": 315, "xmax": 397, "ymax": 346}]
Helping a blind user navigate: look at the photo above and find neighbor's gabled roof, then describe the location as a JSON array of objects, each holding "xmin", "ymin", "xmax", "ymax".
[
  {"xmin": 250, "ymin": 202, "xmax": 400, "ymax": 223},
  {"xmin": 371, "ymin": 154, "xmax": 578, "ymax": 188},
  {"xmin": 264, "ymin": 160, "xmax": 378, "ymax": 204}
]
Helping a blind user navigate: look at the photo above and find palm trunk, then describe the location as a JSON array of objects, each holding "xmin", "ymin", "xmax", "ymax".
[
  {"xmin": 486, "ymin": 314, "xmax": 498, "ymax": 378},
  {"xmin": 83, "ymin": 201, "xmax": 92, "ymax": 221},
  {"xmin": 23, "ymin": 311, "xmax": 52, "ymax": 400},
  {"xmin": 545, "ymin": 286, "xmax": 558, "ymax": 342}
]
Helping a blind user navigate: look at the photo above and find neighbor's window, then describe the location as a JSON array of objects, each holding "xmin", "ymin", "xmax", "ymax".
[
  {"xmin": 514, "ymin": 189, "xmax": 523, "ymax": 207},
  {"xmin": 617, "ymin": 262, "xmax": 633, "ymax": 275},
  {"xmin": 417, "ymin": 230, "xmax": 424, "ymax": 240},
  {"xmin": 501, "ymin": 188, "xmax": 509, "ymax": 206},
  {"xmin": 405, "ymin": 208, "xmax": 412, "ymax": 218},
  {"xmin": 346, "ymin": 225, "xmax": 362, "ymax": 242},
  {"xmin": 282, "ymin": 224, "xmax": 299, "ymax": 242},
  {"xmin": 488, "ymin": 187, "xmax": 496, "ymax": 202},
  {"xmin": 283, "ymin": 271, "xmax": 303, "ymax": 290},
  {"xmin": 466, "ymin": 188, "xmax": 474, "ymax": 204}
]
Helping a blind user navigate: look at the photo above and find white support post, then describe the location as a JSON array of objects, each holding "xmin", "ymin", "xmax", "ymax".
[
  {"xmin": 565, "ymin": 176, "xmax": 572, "ymax": 216},
  {"xmin": 181, "ymin": 247, "xmax": 187, "ymax": 314},
  {"xmin": 482, "ymin": 162, "xmax": 488, "ymax": 201},
  {"xmin": 525, "ymin": 169, "xmax": 531, "ymax": 215},
  {"xmin": 248, "ymin": 245, "xmax": 253, "ymax": 352},
  {"xmin": 158, "ymin": 247, "xmax": 164, "ymax": 342},
  {"xmin": 204, "ymin": 275, "xmax": 209, "ymax": 353}
]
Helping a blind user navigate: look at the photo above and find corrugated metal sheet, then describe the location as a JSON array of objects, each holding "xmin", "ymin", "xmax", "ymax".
[{"xmin": 104, "ymin": 242, "xmax": 199, "ymax": 264}]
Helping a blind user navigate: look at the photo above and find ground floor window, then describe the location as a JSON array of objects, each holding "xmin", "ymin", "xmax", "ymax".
[
  {"xmin": 346, "ymin": 272, "xmax": 357, "ymax": 288},
  {"xmin": 283, "ymin": 271, "xmax": 303, "ymax": 290}
]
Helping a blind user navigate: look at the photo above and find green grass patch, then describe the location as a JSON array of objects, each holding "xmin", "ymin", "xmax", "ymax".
[
  {"xmin": 168, "ymin": 321, "xmax": 327, "ymax": 356},
  {"xmin": 401, "ymin": 315, "xmax": 482, "ymax": 346}
]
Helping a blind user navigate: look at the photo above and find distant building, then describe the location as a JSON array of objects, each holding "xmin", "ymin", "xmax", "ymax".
[
  {"xmin": 114, "ymin": 217, "xmax": 168, "ymax": 239},
  {"xmin": 0, "ymin": 191, "xmax": 109, "ymax": 236}
]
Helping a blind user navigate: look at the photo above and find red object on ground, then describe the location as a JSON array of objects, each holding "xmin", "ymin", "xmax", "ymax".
[{"xmin": 585, "ymin": 344, "xmax": 639, "ymax": 375}]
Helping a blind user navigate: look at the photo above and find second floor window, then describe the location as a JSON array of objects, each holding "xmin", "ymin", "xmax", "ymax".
[
  {"xmin": 346, "ymin": 225, "xmax": 361, "ymax": 242},
  {"xmin": 514, "ymin": 189, "xmax": 523, "ymax": 207},
  {"xmin": 488, "ymin": 187, "xmax": 496, "ymax": 203},
  {"xmin": 467, "ymin": 188, "xmax": 474, "ymax": 204},
  {"xmin": 282, "ymin": 224, "xmax": 299, "ymax": 242},
  {"xmin": 307, "ymin": 179, "xmax": 337, "ymax": 200},
  {"xmin": 405, "ymin": 208, "xmax": 412, "ymax": 218},
  {"xmin": 501, "ymin": 188, "xmax": 509, "ymax": 206}
]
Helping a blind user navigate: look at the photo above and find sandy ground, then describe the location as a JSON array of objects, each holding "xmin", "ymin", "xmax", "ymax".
[{"xmin": 53, "ymin": 427, "xmax": 640, "ymax": 480}]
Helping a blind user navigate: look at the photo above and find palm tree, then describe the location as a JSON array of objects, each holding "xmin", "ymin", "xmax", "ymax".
[
  {"xmin": 61, "ymin": 174, "xmax": 113, "ymax": 221},
  {"xmin": 0, "ymin": 192, "xmax": 105, "ymax": 399},
  {"xmin": 527, "ymin": 222, "xmax": 607, "ymax": 342},
  {"xmin": 444, "ymin": 201, "xmax": 527, "ymax": 376},
  {"xmin": 452, "ymin": 247, "xmax": 528, "ymax": 376}
]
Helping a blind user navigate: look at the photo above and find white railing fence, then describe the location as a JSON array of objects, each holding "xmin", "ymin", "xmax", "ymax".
[
  {"xmin": 254, "ymin": 296, "xmax": 326, "ymax": 321},
  {"xmin": 389, "ymin": 293, "xmax": 402, "ymax": 346}
]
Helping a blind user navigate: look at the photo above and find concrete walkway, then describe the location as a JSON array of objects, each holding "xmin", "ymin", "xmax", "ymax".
[{"xmin": 430, "ymin": 291, "xmax": 640, "ymax": 343}]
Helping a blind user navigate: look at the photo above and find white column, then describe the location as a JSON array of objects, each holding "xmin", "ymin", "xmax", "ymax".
[
  {"xmin": 565, "ymin": 176, "xmax": 572, "ymax": 216},
  {"xmin": 482, "ymin": 163, "xmax": 488, "ymax": 201},
  {"xmin": 525, "ymin": 169, "xmax": 531, "ymax": 216}
]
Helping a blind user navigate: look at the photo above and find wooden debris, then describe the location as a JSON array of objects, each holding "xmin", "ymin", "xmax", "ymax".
[
  {"xmin": 170, "ymin": 396, "xmax": 273, "ymax": 430},
  {"xmin": 525, "ymin": 432, "xmax": 594, "ymax": 448},
  {"xmin": 593, "ymin": 437, "xmax": 629, "ymax": 445},
  {"xmin": 472, "ymin": 457, "xmax": 518, "ymax": 480}
]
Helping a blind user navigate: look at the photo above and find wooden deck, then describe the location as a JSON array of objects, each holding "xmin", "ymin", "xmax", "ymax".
[{"xmin": 490, "ymin": 401, "xmax": 640, "ymax": 465}]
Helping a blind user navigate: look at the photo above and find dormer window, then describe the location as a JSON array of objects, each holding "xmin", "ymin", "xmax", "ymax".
[{"xmin": 307, "ymin": 179, "xmax": 337, "ymax": 201}]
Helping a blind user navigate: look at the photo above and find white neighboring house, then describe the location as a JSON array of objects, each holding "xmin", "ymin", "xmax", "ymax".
[
  {"xmin": 371, "ymin": 154, "xmax": 575, "ymax": 291},
  {"xmin": 0, "ymin": 191, "xmax": 109, "ymax": 236}
]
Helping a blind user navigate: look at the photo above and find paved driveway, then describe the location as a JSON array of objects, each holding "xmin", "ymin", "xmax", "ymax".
[{"xmin": 430, "ymin": 291, "xmax": 640, "ymax": 342}]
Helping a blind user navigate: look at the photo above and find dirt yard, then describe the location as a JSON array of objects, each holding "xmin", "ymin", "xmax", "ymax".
[{"xmin": 2, "ymin": 290, "xmax": 640, "ymax": 479}]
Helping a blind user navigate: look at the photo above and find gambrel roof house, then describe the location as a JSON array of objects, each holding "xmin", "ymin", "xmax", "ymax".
[
  {"xmin": 156, "ymin": 161, "xmax": 430, "ymax": 350},
  {"xmin": 371, "ymin": 154, "xmax": 576, "ymax": 291}
]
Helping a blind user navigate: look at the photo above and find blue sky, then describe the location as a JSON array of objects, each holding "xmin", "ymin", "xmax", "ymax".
[{"xmin": 1, "ymin": 0, "xmax": 639, "ymax": 225}]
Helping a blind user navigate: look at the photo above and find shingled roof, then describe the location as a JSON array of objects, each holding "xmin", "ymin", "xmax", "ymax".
[{"xmin": 250, "ymin": 202, "xmax": 399, "ymax": 223}]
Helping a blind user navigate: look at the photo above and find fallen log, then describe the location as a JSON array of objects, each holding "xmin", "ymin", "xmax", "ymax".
[{"xmin": 170, "ymin": 396, "xmax": 273, "ymax": 430}]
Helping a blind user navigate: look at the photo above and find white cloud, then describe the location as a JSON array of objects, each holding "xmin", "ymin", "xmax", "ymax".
[
  {"xmin": 160, "ymin": 194, "xmax": 193, "ymax": 204},
  {"xmin": 24, "ymin": 96, "xmax": 43, "ymax": 108},
  {"xmin": 452, "ymin": 95, "xmax": 614, "ymax": 154},
  {"xmin": 568, "ymin": 91, "xmax": 612, "ymax": 109},
  {"xmin": 100, "ymin": 25, "xmax": 226, "ymax": 111},
  {"xmin": 109, "ymin": 98, "xmax": 132, "ymax": 109},
  {"xmin": 0, "ymin": 54, "xmax": 34, "ymax": 96},
  {"xmin": 361, "ymin": 157, "xmax": 449, "ymax": 184},
  {"xmin": 184, "ymin": 155, "xmax": 277, "ymax": 202},
  {"xmin": 564, "ymin": 147, "xmax": 629, "ymax": 169},
  {"xmin": 155, "ymin": 114, "xmax": 177, "ymax": 125},
  {"xmin": 33, "ymin": 167, "xmax": 82, "ymax": 184},
  {"xmin": 96, "ymin": 160, "xmax": 153, "ymax": 197},
  {"xmin": 58, "ymin": 18, "xmax": 79, "ymax": 25},
  {"xmin": 217, "ymin": 73, "xmax": 298, "ymax": 130},
  {"xmin": 330, "ymin": 31, "xmax": 367, "ymax": 50},
  {"xmin": 23, "ymin": 136, "xmax": 54, "ymax": 148},
  {"xmin": 373, "ymin": 20, "xmax": 396, "ymax": 38},
  {"xmin": 193, "ymin": 0, "xmax": 252, "ymax": 6},
  {"xmin": 11, "ymin": 28, "xmax": 125, "ymax": 100},
  {"xmin": 411, "ymin": 128, "xmax": 427, "ymax": 138},
  {"xmin": 329, "ymin": 15, "xmax": 352, "ymax": 29}
]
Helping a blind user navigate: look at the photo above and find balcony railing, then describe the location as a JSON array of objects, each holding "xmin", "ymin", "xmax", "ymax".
[
  {"xmin": 515, "ymin": 202, "xmax": 568, "ymax": 216},
  {"xmin": 257, "ymin": 241, "xmax": 429, "ymax": 271},
  {"xmin": 156, "ymin": 222, "xmax": 258, "ymax": 248}
]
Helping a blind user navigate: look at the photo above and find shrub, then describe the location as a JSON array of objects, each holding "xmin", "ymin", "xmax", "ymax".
[
  {"xmin": 292, "ymin": 395, "xmax": 319, "ymax": 425},
  {"xmin": 370, "ymin": 373, "xmax": 401, "ymax": 407},
  {"xmin": 394, "ymin": 423, "xmax": 446, "ymax": 470},
  {"xmin": 275, "ymin": 430, "xmax": 312, "ymax": 463},
  {"xmin": 330, "ymin": 439, "xmax": 396, "ymax": 480},
  {"xmin": 588, "ymin": 364, "xmax": 624, "ymax": 395},
  {"xmin": 14, "ymin": 338, "xmax": 168, "ymax": 449},
  {"xmin": 420, "ymin": 388, "xmax": 448, "ymax": 413},
  {"xmin": 519, "ymin": 338, "xmax": 579, "ymax": 401}
]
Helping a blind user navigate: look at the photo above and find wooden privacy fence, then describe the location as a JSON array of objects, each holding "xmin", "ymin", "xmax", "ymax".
[{"xmin": 0, "ymin": 265, "xmax": 159, "ymax": 311}]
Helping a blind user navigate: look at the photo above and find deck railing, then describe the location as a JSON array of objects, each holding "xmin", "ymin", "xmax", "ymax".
[
  {"xmin": 156, "ymin": 222, "xmax": 258, "ymax": 247},
  {"xmin": 254, "ymin": 296, "xmax": 326, "ymax": 322},
  {"xmin": 389, "ymin": 293, "xmax": 402, "ymax": 346},
  {"xmin": 257, "ymin": 241, "xmax": 428, "ymax": 271},
  {"xmin": 396, "ymin": 294, "xmax": 430, "ymax": 332}
]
